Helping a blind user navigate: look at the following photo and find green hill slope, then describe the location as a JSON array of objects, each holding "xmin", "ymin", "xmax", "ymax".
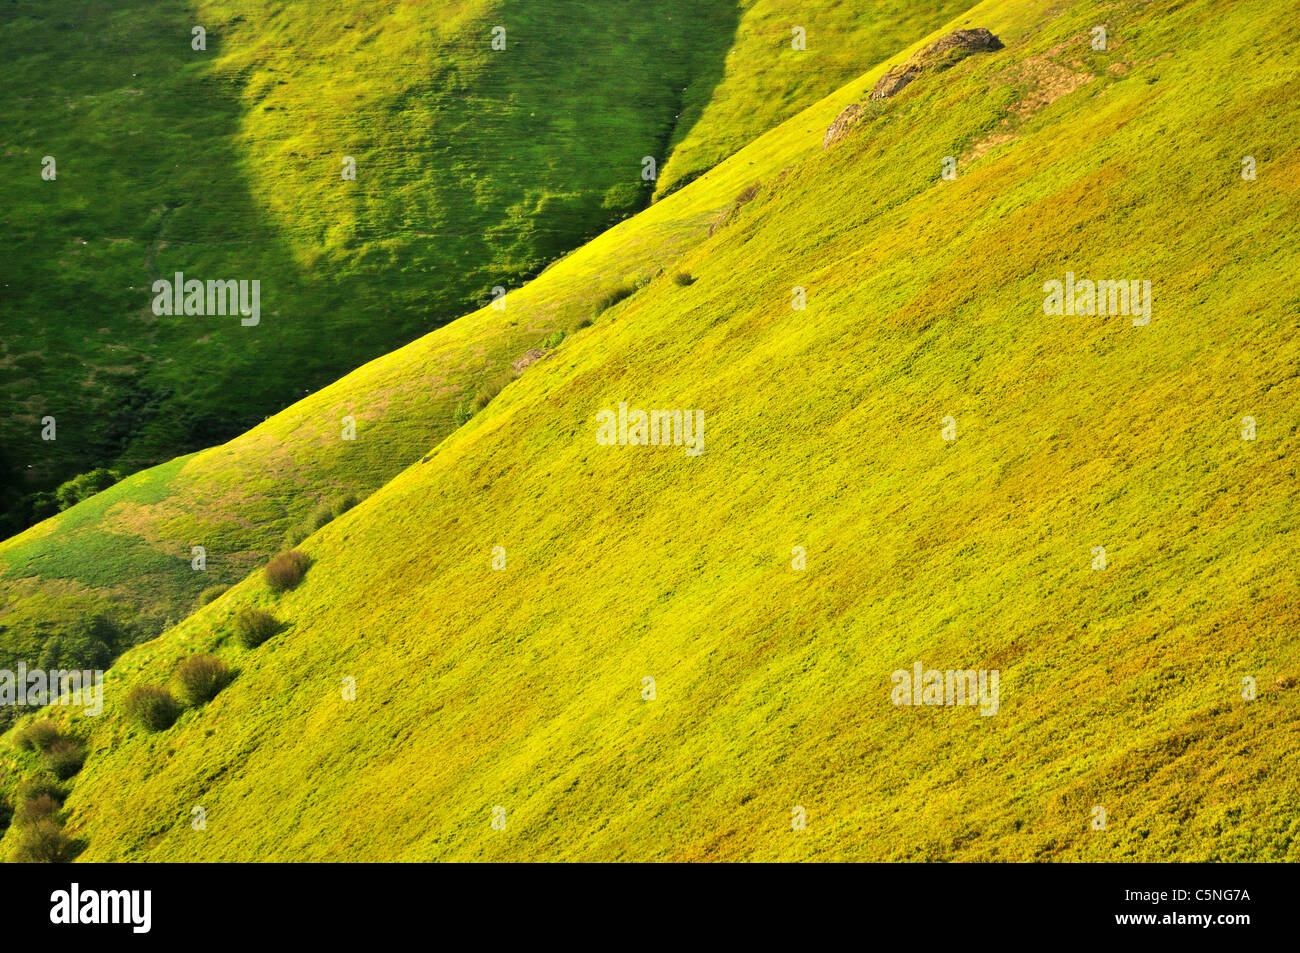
[
  {"xmin": 0, "ymin": 1, "xmax": 972, "ymax": 695},
  {"xmin": 0, "ymin": 0, "xmax": 734, "ymax": 529},
  {"xmin": 5, "ymin": 0, "xmax": 1299, "ymax": 861}
]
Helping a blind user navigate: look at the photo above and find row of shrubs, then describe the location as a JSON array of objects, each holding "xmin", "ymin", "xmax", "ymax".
[
  {"xmin": 3, "ymin": 776, "xmax": 80, "ymax": 862},
  {"xmin": 124, "ymin": 548, "xmax": 311, "ymax": 734},
  {"xmin": 3, "ymin": 546, "xmax": 313, "ymax": 860},
  {"xmin": 6, "ymin": 725, "xmax": 87, "ymax": 861}
]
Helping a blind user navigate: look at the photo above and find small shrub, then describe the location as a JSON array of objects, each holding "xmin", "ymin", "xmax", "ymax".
[
  {"xmin": 734, "ymin": 183, "xmax": 760, "ymax": 204},
  {"xmin": 576, "ymin": 317, "xmax": 593, "ymax": 329},
  {"xmin": 592, "ymin": 283, "xmax": 635, "ymax": 317},
  {"xmin": 173, "ymin": 655, "xmax": 230, "ymax": 707},
  {"xmin": 672, "ymin": 271, "xmax": 696, "ymax": 286},
  {"xmin": 12, "ymin": 819, "xmax": 77, "ymax": 863},
  {"xmin": 0, "ymin": 796, "xmax": 11, "ymax": 832},
  {"xmin": 284, "ymin": 524, "xmax": 310, "ymax": 547},
  {"xmin": 17, "ymin": 777, "xmax": 66, "ymax": 806},
  {"xmin": 198, "ymin": 584, "xmax": 230, "ymax": 607},
  {"xmin": 474, "ymin": 378, "xmax": 505, "ymax": 410},
  {"xmin": 16, "ymin": 719, "xmax": 61, "ymax": 752},
  {"xmin": 332, "ymin": 493, "xmax": 360, "ymax": 517},
  {"xmin": 16, "ymin": 794, "xmax": 61, "ymax": 826},
  {"xmin": 540, "ymin": 329, "xmax": 565, "ymax": 348},
  {"xmin": 309, "ymin": 502, "xmax": 335, "ymax": 531},
  {"xmin": 234, "ymin": 608, "xmax": 280, "ymax": 649},
  {"xmin": 43, "ymin": 738, "xmax": 86, "ymax": 781},
  {"xmin": 265, "ymin": 549, "xmax": 310, "ymax": 592},
  {"xmin": 452, "ymin": 399, "xmax": 473, "ymax": 427},
  {"xmin": 123, "ymin": 684, "xmax": 180, "ymax": 732}
]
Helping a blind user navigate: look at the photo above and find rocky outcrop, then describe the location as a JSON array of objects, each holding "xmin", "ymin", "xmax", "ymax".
[
  {"xmin": 870, "ymin": 28, "xmax": 1003, "ymax": 101},
  {"xmin": 822, "ymin": 103, "xmax": 863, "ymax": 149},
  {"xmin": 824, "ymin": 28, "xmax": 1004, "ymax": 149},
  {"xmin": 511, "ymin": 348, "xmax": 547, "ymax": 375}
]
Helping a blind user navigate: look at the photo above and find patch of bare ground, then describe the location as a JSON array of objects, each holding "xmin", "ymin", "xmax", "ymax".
[{"xmin": 964, "ymin": 36, "xmax": 1102, "ymax": 162}]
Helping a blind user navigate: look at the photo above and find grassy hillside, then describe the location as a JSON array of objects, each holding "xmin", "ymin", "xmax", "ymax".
[
  {"xmin": 657, "ymin": 0, "xmax": 973, "ymax": 196},
  {"xmin": 0, "ymin": 2, "xmax": 973, "ymax": 694},
  {"xmin": 0, "ymin": 0, "xmax": 735, "ymax": 529},
  {"xmin": 5, "ymin": 0, "xmax": 1299, "ymax": 861}
]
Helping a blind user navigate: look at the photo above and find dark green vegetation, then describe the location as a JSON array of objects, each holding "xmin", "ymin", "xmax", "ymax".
[{"xmin": 0, "ymin": 0, "xmax": 742, "ymax": 530}]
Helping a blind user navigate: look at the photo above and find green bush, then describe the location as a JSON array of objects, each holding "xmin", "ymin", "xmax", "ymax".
[
  {"xmin": 540, "ymin": 330, "xmax": 565, "ymax": 348},
  {"xmin": 17, "ymin": 777, "xmax": 66, "ymax": 806},
  {"xmin": 265, "ymin": 549, "xmax": 310, "ymax": 592},
  {"xmin": 43, "ymin": 738, "xmax": 86, "ymax": 781},
  {"xmin": 284, "ymin": 524, "xmax": 310, "ymax": 547},
  {"xmin": 16, "ymin": 719, "xmax": 61, "ymax": 752},
  {"xmin": 234, "ymin": 608, "xmax": 280, "ymax": 649},
  {"xmin": 11, "ymin": 819, "xmax": 77, "ymax": 863},
  {"xmin": 54, "ymin": 468, "xmax": 120, "ymax": 511},
  {"xmin": 474, "ymin": 378, "xmax": 506, "ymax": 410},
  {"xmin": 672, "ymin": 271, "xmax": 696, "ymax": 286},
  {"xmin": 173, "ymin": 655, "xmax": 231, "ymax": 707},
  {"xmin": 0, "ymin": 796, "xmax": 11, "ymax": 833},
  {"xmin": 123, "ymin": 684, "xmax": 180, "ymax": 732},
  {"xmin": 309, "ymin": 502, "xmax": 336, "ymax": 531},
  {"xmin": 332, "ymin": 493, "xmax": 360, "ymax": 517},
  {"xmin": 593, "ymin": 283, "xmax": 635, "ymax": 317},
  {"xmin": 198, "ymin": 584, "xmax": 230, "ymax": 607}
]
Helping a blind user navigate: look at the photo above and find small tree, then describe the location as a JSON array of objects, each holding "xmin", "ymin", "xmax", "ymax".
[
  {"xmin": 15, "ymin": 794, "xmax": 61, "ymax": 826},
  {"xmin": 16, "ymin": 719, "xmax": 61, "ymax": 752},
  {"xmin": 17, "ymin": 777, "xmax": 66, "ymax": 806}
]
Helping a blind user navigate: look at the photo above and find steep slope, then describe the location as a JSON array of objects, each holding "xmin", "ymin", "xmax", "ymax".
[
  {"xmin": 0, "ymin": 0, "xmax": 732, "ymax": 530},
  {"xmin": 655, "ymin": 0, "xmax": 973, "ymax": 195},
  {"xmin": 0, "ymin": 1, "xmax": 982, "ymax": 690},
  {"xmin": 6, "ymin": 0, "xmax": 1300, "ymax": 861}
]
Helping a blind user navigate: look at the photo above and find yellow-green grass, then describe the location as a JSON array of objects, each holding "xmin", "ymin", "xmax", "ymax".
[
  {"xmin": 6, "ymin": 0, "xmax": 1300, "ymax": 860},
  {"xmin": 0, "ymin": 1, "xmax": 1001, "ymax": 681}
]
